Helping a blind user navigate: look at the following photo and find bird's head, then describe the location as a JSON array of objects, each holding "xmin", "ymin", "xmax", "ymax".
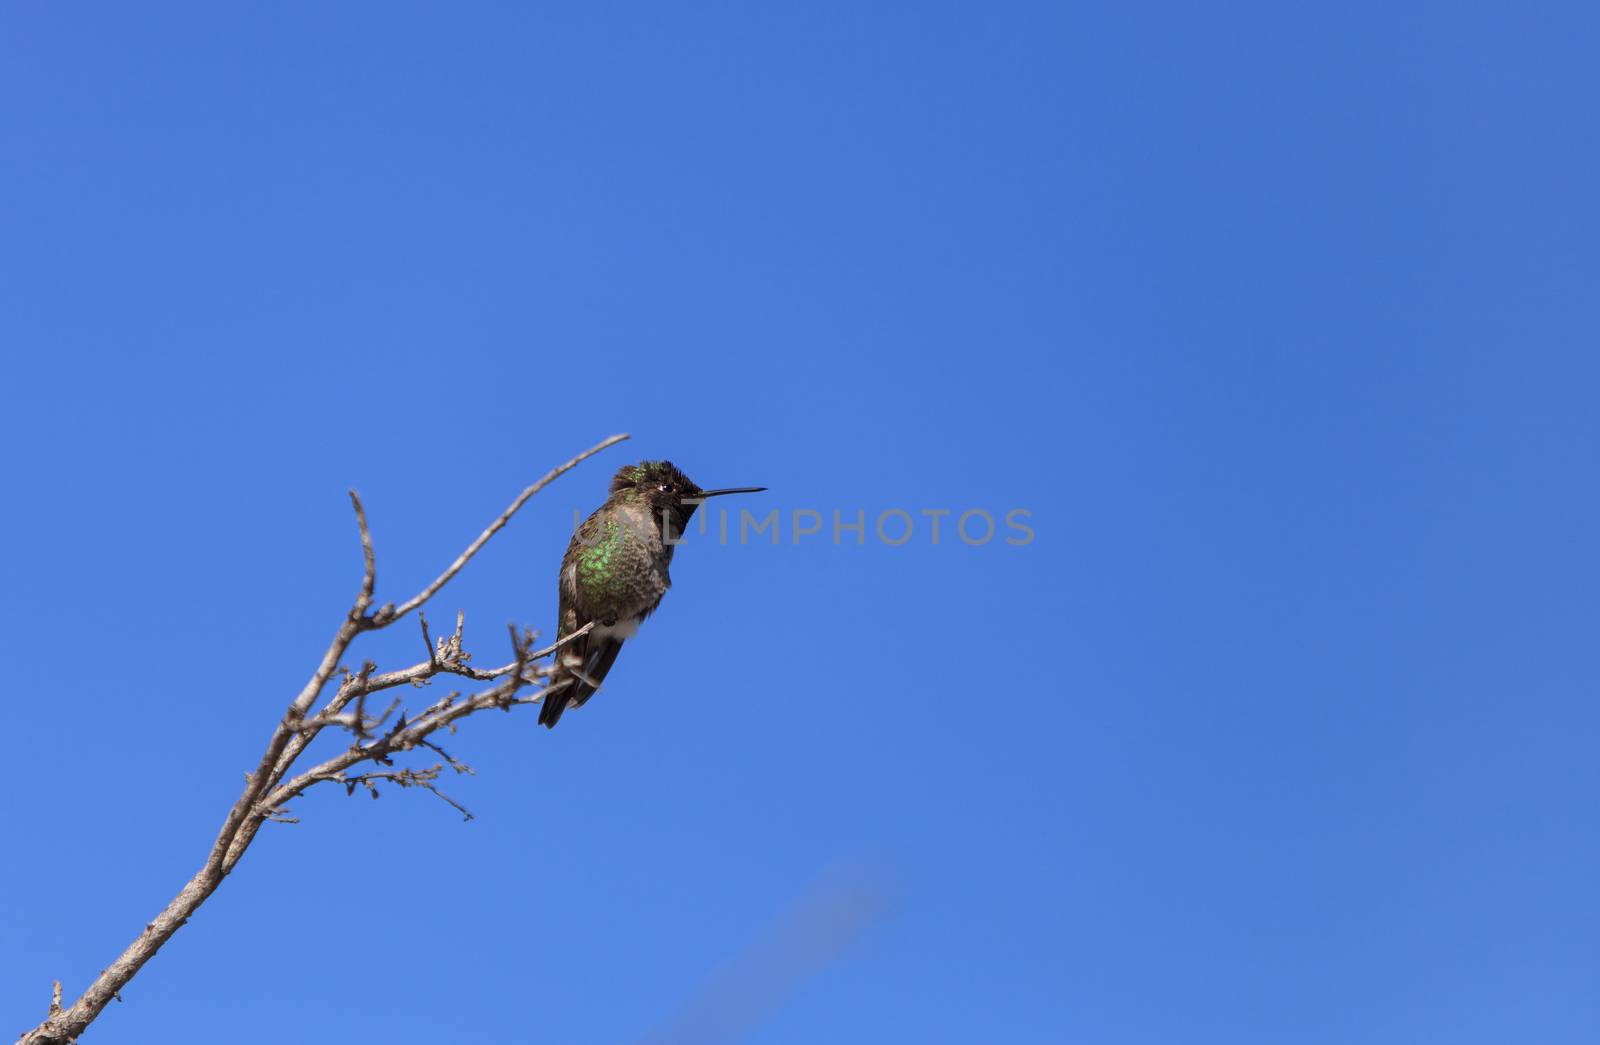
[{"xmin": 609, "ymin": 460, "xmax": 765, "ymax": 534}]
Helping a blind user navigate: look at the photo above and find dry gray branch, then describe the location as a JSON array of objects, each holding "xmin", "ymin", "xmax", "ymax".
[{"xmin": 18, "ymin": 433, "xmax": 628, "ymax": 1045}]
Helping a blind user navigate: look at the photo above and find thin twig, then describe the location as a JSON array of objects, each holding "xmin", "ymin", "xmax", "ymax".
[
  {"xmin": 481, "ymin": 620, "xmax": 596, "ymax": 678},
  {"xmin": 349, "ymin": 490, "xmax": 378, "ymax": 621},
  {"xmin": 418, "ymin": 738, "xmax": 475, "ymax": 775},
  {"xmin": 419, "ymin": 612, "xmax": 436, "ymax": 666},
  {"xmin": 348, "ymin": 661, "xmax": 377, "ymax": 740}
]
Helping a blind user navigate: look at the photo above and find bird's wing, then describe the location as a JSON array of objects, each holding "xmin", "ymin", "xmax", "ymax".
[
  {"xmin": 570, "ymin": 636, "xmax": 624, "ymax": 709},
  {"xmin": 542, "ymin": 622, "xmax": 627, "ymax": 726},
  {"xmin": 540, "ymin": 552, "xmax": 589, "ymax": 728}
]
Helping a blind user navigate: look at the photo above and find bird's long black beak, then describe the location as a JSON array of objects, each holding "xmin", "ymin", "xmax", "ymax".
[{"xmin": 696, "ymin": 486, "xmax": 767, "ymax": 498}]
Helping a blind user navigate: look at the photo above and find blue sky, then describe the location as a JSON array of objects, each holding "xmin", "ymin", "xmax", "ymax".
[{"xmin": 3, "ymin": 3, "xmax": 1597, "ymax": 1042}]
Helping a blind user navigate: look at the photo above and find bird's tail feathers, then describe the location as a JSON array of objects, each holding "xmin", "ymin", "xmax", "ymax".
[
  {"xmin": 540, "ymin": 640, "xmax": 623, "ymax": 730},
  {"xmin": 537, "ymin": 681, "xmax": 573, "ymax": 729}
]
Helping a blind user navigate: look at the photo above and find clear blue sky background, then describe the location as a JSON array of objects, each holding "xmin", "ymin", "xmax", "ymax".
[{"xmin": 3, "ymin": 4, "xmax": 1597, "ymax": 1043}]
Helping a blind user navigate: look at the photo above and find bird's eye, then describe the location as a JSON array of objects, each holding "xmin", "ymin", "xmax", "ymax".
[{"xmin": 659, "ymin": 483, "xmax": 670, "ymax": 493}]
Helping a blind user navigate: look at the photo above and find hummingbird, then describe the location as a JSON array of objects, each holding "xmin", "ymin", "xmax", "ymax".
[{"xmin": 539, "ymin": 460, "xmax": 765, "ymax": 729}]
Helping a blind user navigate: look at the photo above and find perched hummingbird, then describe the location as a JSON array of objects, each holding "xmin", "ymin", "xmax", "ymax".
[{"xmin": 539, "ymin": 460, "xmax": 765, "ymax": 729}]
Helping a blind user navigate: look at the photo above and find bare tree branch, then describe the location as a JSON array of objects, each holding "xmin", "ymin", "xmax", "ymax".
[{"xmin": 18, "ymin": 433, "xmax": 628, "ymax": 1045}]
